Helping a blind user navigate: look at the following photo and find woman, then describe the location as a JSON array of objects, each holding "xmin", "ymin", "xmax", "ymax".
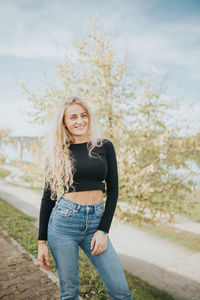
[{"xmin": 37, "ymin": 96, "xmax": 132, "ymax": 300}]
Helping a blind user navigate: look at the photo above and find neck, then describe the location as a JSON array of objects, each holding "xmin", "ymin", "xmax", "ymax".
[{"xmin": 72, "ymin": 136, "xmax": 90, "ymax": 144}]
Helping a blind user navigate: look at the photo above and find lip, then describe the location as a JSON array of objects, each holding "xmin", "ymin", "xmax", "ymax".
[{"xmin": 75, "ymin": 125, "xmax": 86, "ymax": 129}]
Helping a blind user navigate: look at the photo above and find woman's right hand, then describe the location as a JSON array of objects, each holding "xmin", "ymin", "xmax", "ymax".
[{"xmin": 37, "ymin": 243, "xmax": 50, "ymax": 271}]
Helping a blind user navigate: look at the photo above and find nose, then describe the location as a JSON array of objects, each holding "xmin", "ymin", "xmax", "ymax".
[{"xmin": 77, "ymin": 115, "xmax": 85, "ymax": 124}]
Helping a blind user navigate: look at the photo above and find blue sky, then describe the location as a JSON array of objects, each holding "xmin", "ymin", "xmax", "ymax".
[{"xmin": 0, "ymin": 0, "xmax": 199, "ymax": 137}]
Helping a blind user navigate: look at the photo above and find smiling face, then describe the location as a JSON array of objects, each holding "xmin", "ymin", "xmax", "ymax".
[{"xmin": 63, "ymin": 103, "xmax": 90, "ymax": 141}]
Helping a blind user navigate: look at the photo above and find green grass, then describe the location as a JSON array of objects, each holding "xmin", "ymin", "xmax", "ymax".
[
  {"xmin": 182, "ymin": 201, "xmax": 200, "ymax": 222},
  {"xmin": 0, "ymin": 198, "xmax": 174, "ymax": 300},
  {"xmin": 179, "ymin": 188, "xmax": 200, "ymax": 222},
  {"xmin": 0, "ymin": 167, "xmax": 11, "ymax": 179},
  {"xmin": 20, "ymin": 174, "xmax": 34, "ymax": 183}
]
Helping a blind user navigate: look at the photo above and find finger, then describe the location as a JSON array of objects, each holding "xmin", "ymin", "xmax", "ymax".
[
  {"xmin": 91, "ymin": 236, "xmax": 96, "ymax": 250},
  {"xmin": 44, "ymin": 255, "xmax": 50, "ymax": 266},
  {"xmin": 39, "ymin": 255, "xmax": 48, "ymax": 268},
  {"xmin": 43, "ymin": 263, "xmax": 50, "ymax": 270},
  {"xmin": 94, "ymin": 244, "xmax": 107, "ymax": 255},
  {"xmin": 46, "ymin": 260, "xmax": 50, "ymax": 267},
  {"xmin": 91, "ymin": 243, "xmax": 101, "ymax": 255},
  {"xmin": 95, "ymin": 248, "xmax": 103, "ymax": 255},
  {"xmin": 41, "ymin": 264, "xmax": 50, "ymax": 271},
  {"xmin": 91, "ymin": 245, "xmax": 98, "ymax": 255},
  {"xmin": 40, "ymin": 260, "xmax": 50, "ymax": 271},
  {"xmin": 39, "ymin": 261, "xmax": 44, "ymax": 269}
]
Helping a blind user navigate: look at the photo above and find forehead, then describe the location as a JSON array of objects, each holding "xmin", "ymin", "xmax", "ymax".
[{"xmin": 65, "ymin": 104, "xmax": 86, "ymax": 116}]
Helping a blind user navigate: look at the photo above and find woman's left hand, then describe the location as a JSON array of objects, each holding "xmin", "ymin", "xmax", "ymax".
[{"xmin": 91, "ymin": 230, "xmax": 108, "ymax": 256}]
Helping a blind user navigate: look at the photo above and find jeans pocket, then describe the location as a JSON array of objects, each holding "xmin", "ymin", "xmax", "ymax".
[
  {"xmin": 94, "ymin": 203, "xmax": 104, "ymax": 218},
  {"xmin": 54, "ymin": 202, "xmax": 78, "ymax": 217}
]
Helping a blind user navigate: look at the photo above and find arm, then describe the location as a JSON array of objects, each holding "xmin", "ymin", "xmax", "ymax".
[
  {"xmin": 37, "ymin": 179, "xmax": 57, "ymax": 270},
  {"xmin": 97, "ymin": 139, "xmax": 119, "ymax": 233},
  {"xmin": 38, "ymin": 181, "xmax": 57, "ymax": 241}
]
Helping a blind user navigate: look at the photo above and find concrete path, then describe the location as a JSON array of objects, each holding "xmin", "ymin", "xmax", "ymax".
[
  {"xmin": 0, "ymin": 179, "xmax": 200, "ymax": 300},
  {"xmin": 167, "ymin": 214, "xmax": 200, "ymax": 236}
]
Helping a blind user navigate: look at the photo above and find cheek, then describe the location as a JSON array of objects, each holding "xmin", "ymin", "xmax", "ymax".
[
  {"xmin": 68, "ymin": 120, "xmax": 75, "ymax": 127},
  {"xmin": 66, "ymin": 121, "xmax": 75, "ymax": 131}
]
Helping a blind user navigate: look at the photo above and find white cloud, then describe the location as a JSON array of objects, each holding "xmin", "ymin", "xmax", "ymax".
[
  {"xmin": 0, "ymin": 1, "xmax": 81, "ymax": 60},
  {"xmin": 0, "ymin": 98, "xmax": 45, "ymax": 136},
  {"xmin": 0, "ymin": 0, "xmax": 199, "ymax": 81},
  {"xmin": 0, "ymin": 0, "xmax": 199, "ymax": 137},
  {"xmin": 117, "ymin": 17, "xmax": 200, "ymax": 80}
]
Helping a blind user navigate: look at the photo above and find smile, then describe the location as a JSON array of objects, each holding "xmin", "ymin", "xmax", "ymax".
[{"xmin": 75, "ymin": 125, "xmax": 86, "ymax": 128}]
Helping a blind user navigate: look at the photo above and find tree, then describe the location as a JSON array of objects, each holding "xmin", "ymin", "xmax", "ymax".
[
  {"xmin": 0, "ymin": 127, "xmax": 13, "ymax": 165},
  {"xmin": 16, "ymin": 16, "xmax": 200, "ymax": 225}
]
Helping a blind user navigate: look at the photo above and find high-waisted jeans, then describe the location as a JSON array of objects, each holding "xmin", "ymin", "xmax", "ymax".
[{"xmin": 47, "ymin": 195, "xmax": 133, "ymax": 300}]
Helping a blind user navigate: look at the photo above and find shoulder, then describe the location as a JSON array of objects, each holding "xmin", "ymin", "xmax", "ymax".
[
  {"xmin": 102, "ymin": 138, "xmax": 116, "ymax": 154},
  {"xmin": 102, "ymin": 138, "xmax": 113, "ymax": 145}
]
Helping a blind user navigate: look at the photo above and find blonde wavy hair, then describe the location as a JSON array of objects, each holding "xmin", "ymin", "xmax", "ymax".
[{"xmin": 42, "ymin": 96, "xmax": 104, "ymax": 200}]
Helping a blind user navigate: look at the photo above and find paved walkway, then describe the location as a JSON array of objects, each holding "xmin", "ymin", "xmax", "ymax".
[
  {"xmin": 0, "ymin": 179, "xmax": 200, "ymax": 300},
  {"xmin": 0, "ymin": 229, "xmax": 60, "ymax": 300}
]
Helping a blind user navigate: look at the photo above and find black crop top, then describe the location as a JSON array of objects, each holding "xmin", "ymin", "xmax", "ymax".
[{"xmin": 38, "ymin": 138, "xmax": 118, "ymax": 240}]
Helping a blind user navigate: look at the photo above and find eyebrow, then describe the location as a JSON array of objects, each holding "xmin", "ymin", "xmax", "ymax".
[{"xmin": 69, "ymin": 112, "xmax": 87, "ymax": 116}]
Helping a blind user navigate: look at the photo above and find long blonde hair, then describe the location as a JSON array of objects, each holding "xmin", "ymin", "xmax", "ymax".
[{"xmin": 42, "ymin": 96, "xmax": 104, "ymax": 200}]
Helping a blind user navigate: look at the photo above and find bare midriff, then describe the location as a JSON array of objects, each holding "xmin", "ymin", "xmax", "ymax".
[{"xmin": 63, "ymin": 190, "xmax": 104, "ymax": 205}]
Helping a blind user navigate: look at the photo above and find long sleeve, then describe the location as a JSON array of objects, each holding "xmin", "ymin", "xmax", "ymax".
[
  {"xmin": 97, "ymin": 139, "xmax": 119, "ymax": 233},
  {"xmin": 38, "ymin": 181, "xmax": 57, "ymax": 240}
]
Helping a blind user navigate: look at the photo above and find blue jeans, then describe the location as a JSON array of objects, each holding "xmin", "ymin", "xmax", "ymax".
[{"xmin": 47, "ymin": 195, "xmax": 133, "ymax": 300}]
